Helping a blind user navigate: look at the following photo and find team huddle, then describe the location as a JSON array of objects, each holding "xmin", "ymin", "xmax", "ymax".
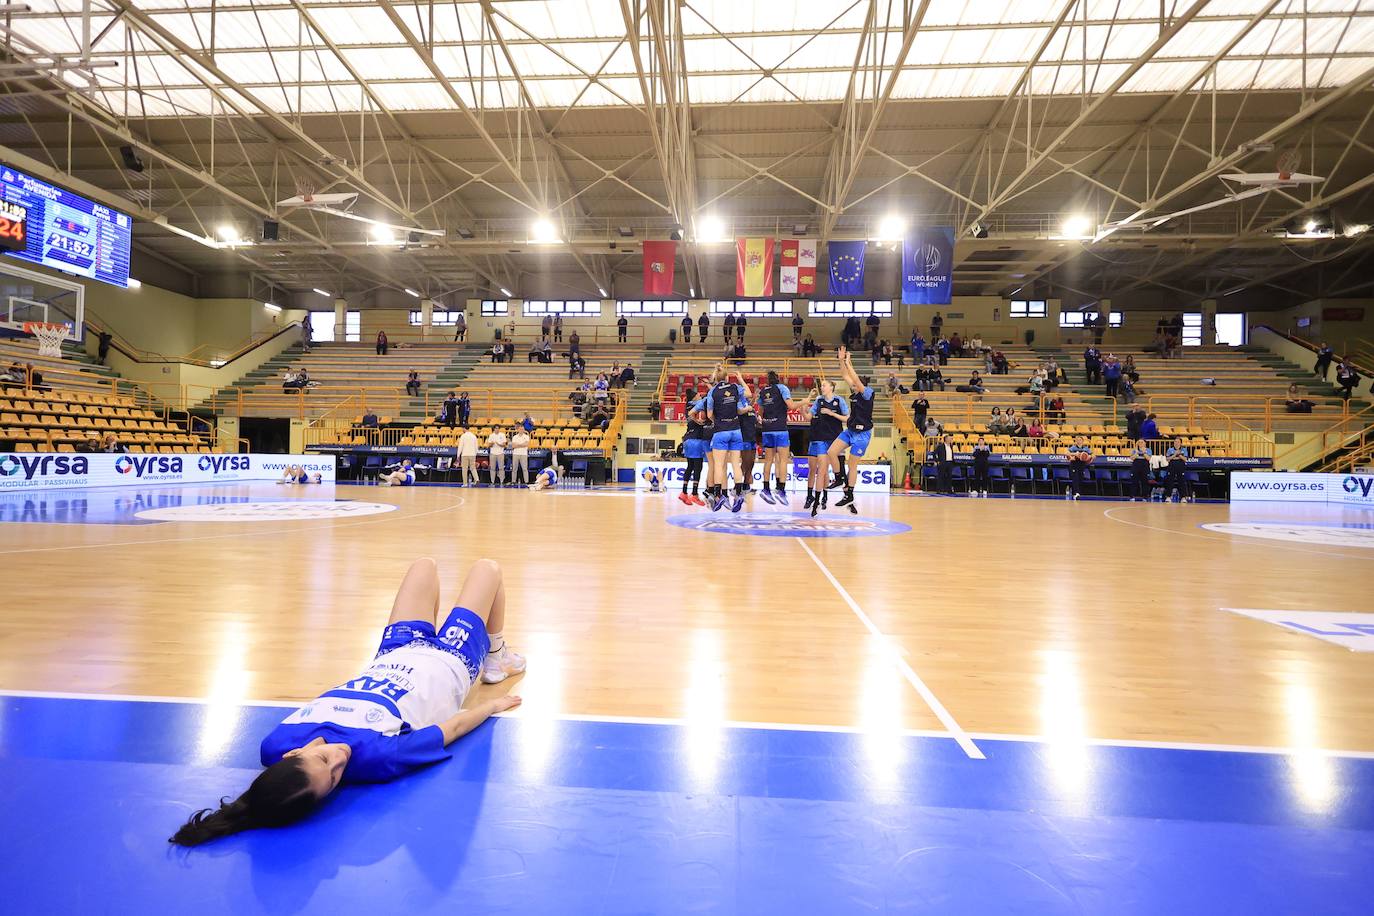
[{"xmin": 675, "ymin": 347, "xmax": 875, "ymax": 516}]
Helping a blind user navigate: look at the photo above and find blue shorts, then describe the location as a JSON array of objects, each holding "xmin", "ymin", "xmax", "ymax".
[
  {"xmin": 761, "ymin": 431, "xmax": 790, "ymax": 449},
  {"xmin": 807, "ymin": 439, "xmax": 832, "ymax": 457},
  {"xmin": 398, "ymin": 473, "xmax": 415, "ymax": 486},
  {"xmin": 378, "ymin": 607, "xmax": 490, "ymax": 684},
  {"xmin": 682, "ymin": 439, "xmax": 708, "ymax": 460},
  {"xmin": 710, "ymin": 429, "xmax": 745, "ymax": 451},
  {"xmin": 839, "ymin": 428, "xmax": 872, "ymax": 457}
]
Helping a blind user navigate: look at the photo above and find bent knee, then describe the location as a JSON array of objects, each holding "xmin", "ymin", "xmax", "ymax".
[{"xmin": 472, "ymin": 557, "xmax": 502, "ymax": 577}]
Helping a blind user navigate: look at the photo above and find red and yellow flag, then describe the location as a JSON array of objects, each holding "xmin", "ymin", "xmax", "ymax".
[{"xmin": 735, "ymin": 237, "xmax": 774, "ymax": 297}]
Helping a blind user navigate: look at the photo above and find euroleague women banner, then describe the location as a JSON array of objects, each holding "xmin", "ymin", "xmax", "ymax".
[
  {"xmin": 901, "ymin": 227, "xmax": 954, "ymax": 305},
  {"xmin": 735, "ymin": 237, "xmax": 774, "ymax": 297},
  {"xmin": 641, "ymin": 240, "xmax": 676, "ymax": 295}
]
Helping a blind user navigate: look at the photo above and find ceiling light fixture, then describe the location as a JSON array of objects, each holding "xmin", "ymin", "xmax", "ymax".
[
  {"xmin": 530, "ymin": 218, "xmax": 559, "ymax": 243},
  {"xmin": 499, "ymin": 287, "xmax": 512, "ymax": 297},
  {"xmin": 216, "ymin": 224, "xmax": 240, "ymax": 242},
  {"xmin": 875, "ymin": 215, "xmax": 905, "ymax": 240},
  {"xmin": 696, "ymin": 216, "xmax": 725, "ymax": 243},
  {"xmin": 404, "ymin": 288, "xmax": 420, "ymax": 298},
  {"xmin": 313, "ymin": 288, "xmax": 332, "ymax": 297},
  {"xmin": 263, "ymin": 302, "xmax": 282, "ymax": 313},
  {"xmin": 1060, "ymin": 215, "xmax": 1091, "ymax": 238}
]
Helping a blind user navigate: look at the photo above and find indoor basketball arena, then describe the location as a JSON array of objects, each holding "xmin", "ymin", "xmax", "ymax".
[{"xmin": 2, "ymin": 2, "xmax": 1373, "ymax": 913}]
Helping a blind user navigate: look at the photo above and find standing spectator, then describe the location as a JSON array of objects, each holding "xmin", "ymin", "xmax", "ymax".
[
  {"xmin": 1139, "ymin": 412, "xmax": 1160, "ymax": 441},
  {"xmin": 792, "ymin": 314, "xmax": 804, "ymax": 343},
  {"xmin": 1314, "ymin": 342, "xmax": 1335, "ymax": 379},
  {"xmin": 299, "ymin": 320, "xmax": 312, "ymax": 352},
  {"xmin": 698, "ymin": 311, "xmax": 709, "ymax": 343},
  {"xmin": 569, "ymin": 330, "xmax": 581, "ymax": 359},
  {"xmin": 1083, "ymin": 346, "xmax": 1101, "ymax": 385},
  {"xmin": 453, "ymin": 309, "xmax": 467, "ymax": 342},
  {"xmin": 617, "ymin": 315, "xmax": 628, "ymax": 343},
  {"xmin": 1335, "ymin": 358, "xmax": 1361, "ymax": 401},
  {"xmin": 910, "ymin": 331, "xmax": 925, "ymax": 362},
  {"xmin": 932, "ymin": 434, "xmax": 956, "ymax": 494},
  {"xmin": 457, "ymin": 426, "xmax": 479, "ymax": 486},
  {"xmin": 910, "ymin": 394, "xmax": 930, "ymax": 429},
  {"xmin": 929, "ymin": 311, "xmax": 943, "ymax": 342},
  {"xmin": 522, "ymin": 413, "xmax": 536, "ymax": 434},
  {"xmin": 1067, "ymin": 436, "xmax": 1093, "ymax": 500},
  {"xmin": 1092, "ymin": 310, "xmax": 1107, "ymax": 345},
  {"xmin": 1124, "ymin": 405, "xmax": 1146, "ymax": 440},
  {"xmin": 865, "ymin": 313, "xmax": 881, "ymax": 341},
  {"xmin": 736, "ymin": 314, "xmax": 747, "ymax": 342},
  {"xmin": 553, "ymin": 314, "xmax": 563, "ymax": 343},
  {"xmin": 970, "ymin": 436, "xmax": 992, "ymax": 497},
  {"xmin": 541, "ymin": 314, "xmax": 553, "ymax": 340},
  {"xmin": 949, "ymin": 332, "xmax": 963, "ymax": 358},
  {"xmin": 680, "ymin": 314, "xmax": 692, "ymax": 343},
  {"xmin": 404, "ymin": 369, "xmax": 421, "ymax": 397},
  {"xmin": 486, "ymin": 428, "xmax": 508, "ymax": 486},
  {"xmin": 375, "ymin": 330, "xmax": 389, "ymax": 355},
  {"xmin": 442, "ymin": 391, "xmax": 460, "ymax": 428},
  {"xmin": 97, "ymin": 330, "xmax": 113, "ymax": 365},
  {"xmin": 1103, "ymin": 355, "xmax": 1122, "ymax": 399},
  {"xmin": 936, "ymin": 336, "xmax": 950, "ymax": 365},
  {"xmin": 511, "ymin": 428, "xmax": 531, "ymax": 485},
  {"xmin": 457, "ymin": 391, "xmax": 472, "ymax": 427},
  {"xmin": 723, "ymin": 312, "xmax": 736, "ymax": 343}
]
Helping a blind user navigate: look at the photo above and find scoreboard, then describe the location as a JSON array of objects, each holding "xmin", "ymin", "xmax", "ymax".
[{"xmin": 0, "ymin": 164, "xmax": 132, "ymax": 288}]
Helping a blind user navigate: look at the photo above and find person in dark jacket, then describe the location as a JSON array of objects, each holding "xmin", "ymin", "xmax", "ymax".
[
  {"xmin": 697, "ymin": 312, "xmax": 710, "ymax": 343},
  {"xmin": 1313, "ymin": 342, "xmax": 1334, "ymax": 379},
  {"xmin": 932, "ymin": 434, "xmax": 956, "ymax": 494},
  {"xmin": 1335, "ymin": 358, "xmax": 1361, "ymax": 400}
]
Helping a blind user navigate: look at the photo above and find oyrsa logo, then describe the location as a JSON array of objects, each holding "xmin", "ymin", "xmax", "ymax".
[
  {"xmin": 113, "ymin": 455, "xmax": 184, "ymax": 478},
  {"xmin": 198, "ymin": 455, "xmax": 250, "ymax": 473},
  {"xmin": 1343, "ymin": 476, "xmax": 1374, "ymax": 498},
  {"xmin": 667, "ymin": 512, "xmax": 911, "ymax": 539},
  {"xmin": 0, "ymin": 454, "xmax": 90, "ymax": 481}
]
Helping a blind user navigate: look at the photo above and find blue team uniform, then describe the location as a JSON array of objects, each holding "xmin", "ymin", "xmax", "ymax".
[
  {"xmin": 838, "ymin": 386, "xmax": 875, "ymax": 457},
  {"xmin": 707, "ymin": 382, "xmax": 750, "ymax": 451},
  {"xmin": 807, "ymin": 395, "xmax": 847, "ymax": 456},
  {"xmin": 682, "ymin": 414, "xmax": 709, "ymax": 460},
  {"xmin": 538, "ymin": 466, "xmax": 557, "ymax": 485},
  {"xmin": 758, "ymin": 383, "xmax": 793, "ymax": 449}
]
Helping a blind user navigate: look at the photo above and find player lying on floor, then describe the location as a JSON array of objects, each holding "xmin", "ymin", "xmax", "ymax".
[
  {"xmin": 377, "ymin": 459, "xmax": 420, "ymax": 486},
  {"xmin": 170, "ymin": 558, "xmax": 525, "ymax": 846},
  {"xmin": 528, "ymin": 463, "xmax": 562, "ymax": 490},
  {"xmin": 276, "ymin": 465, "xmax": 320, "ymax": 484}
]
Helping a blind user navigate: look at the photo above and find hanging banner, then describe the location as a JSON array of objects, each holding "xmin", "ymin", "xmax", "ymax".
[
  {"xmin": 779, "ymin": 239, "xmax": 817, "ymax": 295},
  {"xmin": 642, "ymin": 240, "xmax": 677, "ymax": 295},
  {"xmin": 827, "ymin": 240, "xmax": 866, "ymax": 296},
  {"xmin": 735, "ymin": 237, "xmax": 774, "ymax": 297},
  {"xmin": 901, "ymin": 227, "xmax": 954, "ymax": 305}
]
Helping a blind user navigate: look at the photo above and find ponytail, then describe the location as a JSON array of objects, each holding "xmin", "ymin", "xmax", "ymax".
[
  {"xmin": 170, "ymin": 757, "xmax": 317, "ymax": 847},
  {"xmin": 766, "ymin": 370, "xmax": 779, "ymax": 386}
]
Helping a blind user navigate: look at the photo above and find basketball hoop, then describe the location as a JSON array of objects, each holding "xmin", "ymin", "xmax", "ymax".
[
  {"xmin": 1276, "ymin": 149, "xmax": 1300, "ymax": 182},
  {"xmin": 26, "ymin": 321, "xmax": 71, "ymax": 358},
  {"xmin": 297, "ymin": 180, "xmax": 316, "ymax": 206}
]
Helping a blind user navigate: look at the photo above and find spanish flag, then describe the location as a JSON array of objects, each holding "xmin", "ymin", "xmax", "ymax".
[{"xmin": 735, "ymin": 237, "xmax": 774, "ymax": 297}]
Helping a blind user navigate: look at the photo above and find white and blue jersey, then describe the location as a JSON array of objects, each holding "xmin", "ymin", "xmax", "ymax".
[
  {"xmin": 260, "ymin": 608, "xmax": 490, "ymax": 783},
  {"xmin": 538, "ymin": 466, "xmax": 558, "ymax": 485},
  {"xmin": 708, "ymin": 382, "xmax": 750, "ymax": 451}
]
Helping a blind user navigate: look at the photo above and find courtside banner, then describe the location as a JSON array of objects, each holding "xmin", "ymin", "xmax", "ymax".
[
  {"xmin": 635, "ymin": 460, "xmax": 891, "ymax": 493},
  {"xmin": 0, "ymin": 452, "xmax": 336, "ymax": 491},
  {"xmin": 1229, "ymin": 471, "xmax": 1374, "ymax": 506}
]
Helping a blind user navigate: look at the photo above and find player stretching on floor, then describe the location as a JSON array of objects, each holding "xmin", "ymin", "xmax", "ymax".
[
  {"xmin": 378, "ymin": 458, "xmax": 417, "ymax": 486},
  {"xmin": 170, "ymin": 558, "xmax": 525, "ymax": 846},
  {"xmin": 806, "ymin": 380, "xmax": 847, "ymax": 516},
  {"xmin": 827, "ymin": 347, "xmax": 875, "ymax": 515},
  {"xmin": 756, "ymin": 370, "xmax": 803, "ymax": 505},
  {"xmin": 679, "ymin": 409, "xmax": 709, "ymax": 505},
  {"xmin": 705, "ymin": 367, "xmax": 752, "ymax": 513},
  {"xmin": 529, "ymin": 463, "xmax": 562, "ymax": 490}
]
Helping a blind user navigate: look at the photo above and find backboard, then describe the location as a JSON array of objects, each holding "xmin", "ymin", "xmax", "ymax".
[{"xmin": 0, "ymin": 259, "xmax": 85, "ymax": 342}]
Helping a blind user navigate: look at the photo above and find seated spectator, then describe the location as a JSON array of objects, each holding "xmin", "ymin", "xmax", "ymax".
[
  {"xmin": 921, "ymin": 415, "xmax": 943, "ymax": 438},
  {"xmin": 1139, "ymin": 412, "xmax": 1161, "ymax": 441},
  {"xmin": 593, "ymin": 373, "xmax": 610, "ymax": 401},
  {"xmin": 966, "ymin": 371, "xmax": 986, "ymax": 394},
  {"xmin": 282, "ymin": 367, "xmax": 308, "ymax": 392},
  {"xmin": 1285, "ymin": 382, "xmax": 1314, "ymax": 413},
  {"xmin": 76, "ymin": 431, "xmax": 102, "ymax": 453},
  {"xmin": 987, "ymin": 406, "xmax": 1006, "ymax": 432},
  {"xmin": 99, "ymin": 432, "xmax": 127, "ymax": 453},
  {"xmin": 360, "ymin": 409, "xmax": 379, "ymax": 428},
  {"xmin": 969, "ymin": 335, "xmax": 984, "ymax": 354},
  {"xmin": 1045, "ymin": 395, "xmax": 1066, "ymax": 423},
  {"xmin": 802, "ymin": 334, "xmax": 818, "ymax": 357},
  {"xmin": 928, "ymin": 365, "xmax": 945, "ymax": 392},
  {"xmin": 568, "ymin": 353, "xmax": 586, "ymax": 379},
  {"xmin": 1026, "ymin": 419, "xmax": 1045, "ymax": 438},
  {"xmin": 0, "ymin": 361, "xmax": 23, "ymax": 389},
  {"xmin": 490, "ymin": 341, "xmax": 506, "ymax": 363},
  {"xmin": 609, "ymin": 361, "xmax": 624, "ymax": 387},
  {"xmin": 28, "ymin": 365, "xmax": 47, "ymax": 393},
  {"xmin": 949, "ymin": 332, "xmax": 963, "ymax": 357},
  {"xmin": 990, "ymin": 350, "xmax": 1009, "ymax": 374},
  {"xmin": 1121, "ymin": 376, "xmax": 1138, "ymax": 405},
  {"xmin": 620, "ymin": 364, "xmax": 636, "ymax": 388},
  {"xmin": 728, "ymin": 342, "xmax": 747, "ymax": 364},
  {"xmin": 1123, "ymin": 355, "xmax": 1140, "ymax": 383},
  {"xmin": 886, "ymin": 373, "xmax": 905, "ymax": 397},
  {"xmin": 1004, "ymin": 407, "xmax": 1026, "ymax": 437},
  {"xmin": 1043, "ymin": 358, "xmax": 1061, "ymax": 389},
  {"xmin": 405, "ymin": 369, "xmax": 421, "ymax": 397},
  {"xmin": 1336, "ymin": 358, "xmax": 1361, "ymax": 401},
  {"xmin": 568, "ymin": 388, "xmax": 587, "ymax": 407},
  {"xmin": 587, "ymin": 404, "xmax": 610, "ymax": 430}
]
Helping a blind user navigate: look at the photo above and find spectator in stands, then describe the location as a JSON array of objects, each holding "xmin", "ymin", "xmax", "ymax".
[
  {"xmin": 405, "ymin": 369, "xmax": 421, "ymax": 397},
  {"xmin": 1004, "ymin": 407, "xmax": 1026, "ymax": 437},
  {"xmin": 539, "ymin": 338, "xmax": 553, "ymax": 362},
  {"xmin": 1102, "ymin": 354, "xmax": 1122, "ymax": 398},
  {"xmin": 282, "ymin": 367, "xmax": 308, "ymax": 393},
  {"xmin": 0, "ymin": 361, "xmax": 22, "ymax": 389},
  {"xmin": 1123, "ymin": 355, "xmax": 1139, "ymax": 384},
  {"xmin": 521, "ymin": 413, "xmax": 536, "ymax": 435},
  {"xmin": 457, "ymin": 427, "xmax": 479, "ymax": 486},
  {"xmin": 698, "ymin": 311, "xmax": 709, "ymax": 343},
  {"xmin": 568, "ymin": 387, "xmax": 587, "ymax": 409},
  {"xmin": 1166, "ymin": 439, "xmax": 1192, "ymax": 502},
  {"xmin": 1145, "ymin": 330, "xmax": 1168, "ymax": 357},
  {"xmin": 914, "ymin": 364, "xmax": 930, "ymax": 391},
  {"xmin": 1124, "ymin": 405, "xmax": 1146, "ymax": 440},
  {"xmin": 1314, "ymin": 342, "xmax": 1334, "ymax": 378},
  {"xmin": 879, "ymin": 340, "xmax": 894, "ymax": 365},
  {"xmin": 360, "ymin": 409, "xmax": 379, "ymax": 429},
  {"xmin": 552, "ymin": 314, "xmax": 563, "ymax": 343},
  {"xmin": 76, "ymin": 431, "xmax": 102, "ymax": 453},
  {"xmin": 865, "ymin": 313, "xmax": 881, "ymax": 340},
  {"xmin": 95, "ymin": 330, "xmax": 113, "ymax": 365},
  {"xmin": 1129, "ymin": 439, "xmax": 1152, "ymax": 500},
  {"xmin": 910, "ymin": 331, "xmax": 925, "ymax": 363},
  {"xmin": 936, "ymin": 336, "xmax": 950, "ymax": 365},
  {"xmin": 1092, "ymin": 310, "xmax": 1108, "ymax": 345},
  {"xmin": 1336, "ymin": 358, "xmax": 1361, "ymax": 401},
  {"xmin": 929, "ymin": 311, "xmax": 943, "ymax": 342},
  {"xmin": 792, "ymin": 314, "xmax": 804, "ymax": 343},
  {"xmin": 588, "ymin": 403, "xmax": 610, "ymax": 431},
  {"xmin": 991, "ymin": 349, "xmax": 1009, "ymax": 375},
  {"xmin": 453, "ymin": 310, "xmax": 467, "ymax": 342},
  {"xmin": 680, "ymin": 314, "xmax": 692, "ymax": 343},
  {"xmin": 728, "ymin": 342, "xmax": 747, "ymax": 365},
  {"xmin": 569, "ymin": 330, "xmax": 581, "ymax": 358},
  {"xmin": 949, "ymin": 332, "xmax": 963, "ymax": 358},
  {"xmin": 969, "ymin": 334, "xmax": 985, "ymax": 355},
  {"xmin": 617, "ymin": 315, "xmax": 629, "ymax": 343},
  {"xmin": 922, "ymin": 415, "xmax": 943, "ymax": 438},
  {"xmin": 803, "ymin": 334, "xmax": 818, "ymax": 357},
  {"xmin": 299, "ymin": 320, "xmax": 312, "ymax": 352},
  {"xmin": 1046, "ymin": 395, "xmax": 1066, "ymax": 423},
  {"xmin": 376, "ymin": 330, "xmax": 389, "ymax": 356},
  {"xmin": 1169, "ymin": 312, "xmax": 1185, "ymax": 347},
  {"xmin": 1120, "ymin": 375, "xmax": 1138, "ymax": 405},
  {"xmin": 1024, "ymin": 369, "xmax": 1044, "ymax": 398},
  {"xmin": 510, "ymin": 427, "xmax": 531, "ymax": 485},
  {"xmin": 528, "ymin": 339, "xmax": 545, "ymax": 363},
  {"xmin": 861, "ymin": 326, "xmax": 878, "ymax": 353},
  {"xmin": 609, "ymin": 361, "xmax": 623, "ymax": 387},
  {"xmin": 98, "ymin": 432, "xmax": 127, "ymax": 453},
  {"xmin": 988, "ymin": 406, "xmax": 1006, "ymax": 432},
  {"xmin": 568, "ymin": 353, "xmax": 586, "ymax": 380},
  {"xmin": 593, "ymin": 373, "xmax": 610, "ymax": 403},
  {"xmin": 885, "ymin": 373, "xmax": 903, "ymax": 397},
  {"xmin": 737, "ymin": 314, "xmax": 749, "ymax": 342},
  {"xmin": 964, "ymin": 370, "xmax": 986, "ymax": 395},
  {"xmin": 1139, "ymin": 412, "xmax": 1160, "ymax": 441},
  {"xmin": 1083, "ymin": 346, "xmax": 1101, "ymax": 385},
  {"xmin": 931, "ymin": 434, "xmax": 955, "ymax": 493},
  {"xmin": 1067, "ymin": 436, "xmax": 1093, "ymax": 499},
  {"xmin": 455, "ymin": 392, "xmax": 471, "ymax": 427},
  {"xmin": 723, "ymin": 313, "xmax": 735, "ymax": 343},
  {"xmin": 490, "ymin": 341, "xmax": 507, "ymax": 363},
  {"xmin": 1044, "ymin": 357, "xmax": 1062, "ymax": 389},
  {"xmin": 1285, "ymin": 383, "xmax": 1314, "ymax": 413},
  {"xmin": 910, "ymin": 394, "xmax": 929, "ymax": 429},
  {"xmin": 620, "ymin": 364, "xmax": 636, "ymax": 389},
  {"xmin": 1026, "ymin": 418, "xmax": 1045, "ymax": 438},
  {"xmin": 542, "ymin": 315, "xmax": 553, "ymax": 340},
  {"xmin": 486, "ymin": 428, "xmax": 508, "ymax": 486}
]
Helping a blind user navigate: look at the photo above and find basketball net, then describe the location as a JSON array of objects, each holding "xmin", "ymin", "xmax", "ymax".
[
  {"xmin": 1276, "ymin": 149, "xmax": 1300, "ymax": 182},
  {"xmin": 26, "ymin": 321, "xmax": 70, "ymax": 358},
  {"xmin": 297, "ymin": 179, "xmax": 316, "ymax": 205}
]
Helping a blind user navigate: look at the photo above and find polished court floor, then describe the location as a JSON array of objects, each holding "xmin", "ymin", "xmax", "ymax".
[{"xmin": 1, "ymin": 482, "xmax": 1371, "ymax": 913}]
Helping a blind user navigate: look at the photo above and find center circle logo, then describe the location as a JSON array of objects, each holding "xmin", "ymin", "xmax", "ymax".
[
  {"xmin": 134, "ymin": 500, "xmax": 398, "ymax": 522},
  {"xmin": 0, "ymin": 455, "xmax": 19, "ymax": 476},
  {"xmin": 114, "ymin": 456, "xmax": 135, "ymax": 475},
  {"xmin": 1201, "ymin": 521, "xmax": 1374, "ymax": 549},
  {"xmin": 667, "ymin": 511, "xmax": 911, "ymax": 538}
]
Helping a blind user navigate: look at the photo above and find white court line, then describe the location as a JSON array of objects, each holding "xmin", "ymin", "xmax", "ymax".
[
  {"xmin": 1101, "ymin": 506, "xmax": 1374, "ymax": 562},
  {"xmin": 5, "ymin": 689, "xmax": 1373, "ymax": 759},
  {"xmin": 793, "ymin": 537, "xmax": 984, "ymax": 760}
]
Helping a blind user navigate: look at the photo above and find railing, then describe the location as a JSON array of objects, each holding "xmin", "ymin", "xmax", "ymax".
[
  {"xmin": 1279, "ymin": 404, "xmax": 1374, "ymax": 469},
  {"xmin": 234, "ymin": 384, "xmax": 631, "ymax": 425},
  {"xmin": 1323, "ymin": 437, "xmax": 1374, "ymax": 474},
  {"xmin": 83, "ymin": 313, "xmax": 305, "ymax": 369},
  {"xmin": 1143, "ymin": 393, "xmax": 1359, "ymax": 433},
  {"xmin": 1197, "ymin": 405, "xmax": 1275, "ymax": 460}
]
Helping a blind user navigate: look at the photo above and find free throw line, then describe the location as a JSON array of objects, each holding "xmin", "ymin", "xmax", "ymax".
[{"xmin": 794, "ymin": 537, "xmax": 984, "ymax": 759}]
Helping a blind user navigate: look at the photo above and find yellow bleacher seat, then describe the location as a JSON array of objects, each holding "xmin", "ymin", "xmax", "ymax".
[{"xmin": 15, "ymin": 442, "xmax": 35, "ymax": 452}]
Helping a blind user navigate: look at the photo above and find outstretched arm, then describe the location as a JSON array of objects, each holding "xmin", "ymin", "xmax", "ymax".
[
  {"xmin": 439, "ymin": 695, "xmax": 522, "ymax": 745},
  {"xmin": 836, "ymin": 346, "xmax": 864, "ymax": 391}
]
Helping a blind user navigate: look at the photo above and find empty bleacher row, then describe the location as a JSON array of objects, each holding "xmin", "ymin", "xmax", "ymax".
[{"xmin": 0, "ymin": 388, "xmax": 204, "ymax": 452}]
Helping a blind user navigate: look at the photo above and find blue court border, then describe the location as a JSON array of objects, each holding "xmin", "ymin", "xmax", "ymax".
[{"xmin": 1, "ymin": 693, "xmax": 1371, "ymax": 915}]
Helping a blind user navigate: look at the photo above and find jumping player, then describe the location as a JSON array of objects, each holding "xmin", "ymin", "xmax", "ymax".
[
  {"xmin": 737, "ymin": 397, "xmax": 759, "ymax": 495},
  {"xmin": 828, "ymin": 347, "xmax": 875, "ymax": 514},
  {"xmin": 679, "ymin": 408, "xmax": 709, "ymax": 505},
  {"xmin": 756, "ymin": 370, "xmax": 804, "ymax": 505},
  {"xmin": 529, "ymin": 463, "xmax": 562, "ymax": 490},
  {"xmin": 703, "ymin": 367, "xmax": 753, "ymax": 513},
  {"xmin": 806, "ymin": 379, "xmax": 847, "ymax": 516},
  {"xmin": 378, "ymin": 458, "xmax": 417, "ymax": 486},
  {"xmin": 170, "ymin": 558, "xmax": 525, "ymax": 846}
]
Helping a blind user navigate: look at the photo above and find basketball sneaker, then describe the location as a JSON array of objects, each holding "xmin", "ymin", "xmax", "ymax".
[
  {"xmin": 820, "ymin": 490, "xmax": 829, "ymax": 509},
  {"xmin": 730, "ymin": 495, "xmax": 745, "ymax": 513},
  {"xmin": 774, "ymin": 487, "xmax": 789, "ymax": 505},
  {"xmin": 481, "ymin": 646, "xmax": 527, "ymax": 684},
  {"xmin": 804, "ymin": 491, "xmax": 815, "ymax": 509},
  {"xmin": 678, "ymin": 492, "xmax": 693, "ymax": 505},
  {"xmin": 690, "ymin": 493, "xmax": 706, "ymax": 506},
  {"xmin": 711, "ymin": 492, "xmax": 728, "ymax": 512},
  {"xmin": 847, "ymin": 502, "xmax": 858, "ymax": 515},
  {"xmin": 758, "ymin": 489, "xmax": 776, "ymax": 505},
  {"xmin": 835, "ymin": 489, "xmax": 854, "ymax": 508}
]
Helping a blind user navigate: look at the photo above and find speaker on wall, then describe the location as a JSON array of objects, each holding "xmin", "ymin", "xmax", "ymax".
[
  {"xmin": 119, "ymin": 145, "xmax": 145, "ymax": 173},
  {"xmin": 262, "ymin": 220, "xmax": 280, "ymax": 241}
]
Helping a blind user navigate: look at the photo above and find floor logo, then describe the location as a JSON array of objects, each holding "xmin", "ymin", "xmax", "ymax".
[
  {"xmin": 135, "ymin": 500, "xmax": 398, "ymax": 522},
  {"xmin": 667, "ymin": 511, "xmax": 911, "ymax": 538},
  {"xmin": 1201, "ymin": 522, "xmax": 1374, "ymax": 549}
]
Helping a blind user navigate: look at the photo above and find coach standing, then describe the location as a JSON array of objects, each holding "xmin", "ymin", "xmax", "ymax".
[
  {"xmin": 457, "ymin": 426, "xmax": 479, "ymax": 486},
  {"xmin": 932, "ymin": 434, "xmax": 956, "ymax": 494}
]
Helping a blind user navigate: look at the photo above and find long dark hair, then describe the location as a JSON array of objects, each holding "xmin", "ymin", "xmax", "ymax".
[
  {"xmin": 169, "ymin": 757, "xmax": 318, "ymax": 847},
  {"xmin": 766, "ymin": 370, "xmax": 779, "ymax": 386}
]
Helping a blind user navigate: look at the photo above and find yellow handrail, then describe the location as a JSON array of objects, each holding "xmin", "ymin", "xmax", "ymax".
[{"xmin": 1278, "ymin": 403, "xmax": 1374, "ymax": 467}]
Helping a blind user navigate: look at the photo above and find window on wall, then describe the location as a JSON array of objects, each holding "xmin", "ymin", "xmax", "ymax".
[
  {"xmin": 308, "ymin": 311, "xmax": 334, "ymax": 342},
  {"xmin": 1009, "ymin": 299, "xmax": 1047, "ymax": 318},
  {"xmin": 344, "ymin": 311, "xmax": 360, "ymax": 342},
  {"xmin": 807, "ymin": 300, "xmax": 894, "ymax": 317},
  {"xmin": 710, "ymin": 299, "xmax": 794, "ymax": 317},
  {"xmin": 1182, "ymin": 312, "xmax": 1203, "ymax": 347},
  {"xmin": 522, "ymin": 300, "xmax": 601, "ymax": 316},
  {"xmin": 481, "ymin": 299, "xmax": 508, "ymax": 316},
  {"xmin": 408, "ymin": 310, "xmax": 460, "ymax": 326},
  {"xmin": 1059, "ymin": 310, "xmax": 1123, "ymax": 328},
  {"xmin": 1215, "ymin": 313, "xmax": 1246, "ymax": 346},
  {"xmin": 618, "ymin": 300, "xmax": 689, "ymax": 316}
]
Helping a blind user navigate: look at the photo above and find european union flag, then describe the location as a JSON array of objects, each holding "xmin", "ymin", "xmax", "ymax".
[{"xmin": 827, "ymin": 240, "xmax": 865, "ymax": 296}]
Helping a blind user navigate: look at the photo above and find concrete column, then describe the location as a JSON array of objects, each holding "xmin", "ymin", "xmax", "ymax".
[
  {"xmin": 420, "ymin": 298, "xmax": 434, "ymax": 341},
  {"xmin": 333, "ymin": 298, "xmax": 347, "ymax": 341},
  {"xmin": 1201, "ymin": 299, "xmax": 1217, "ymax": 345}
]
